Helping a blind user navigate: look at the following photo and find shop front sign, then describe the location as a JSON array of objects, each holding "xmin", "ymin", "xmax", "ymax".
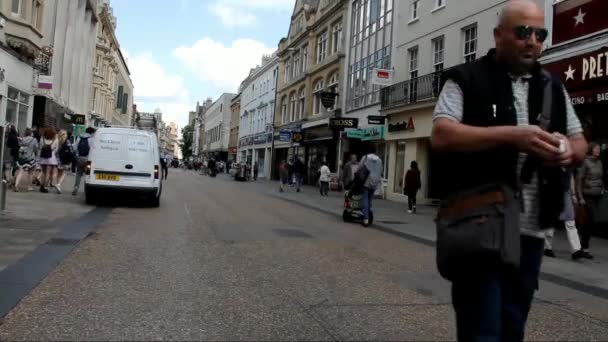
[
  {"xmin": 292, "ymin": 130, "xmax": 304, "ymax": 144},
  {"xmin": 71, "ymin": 114, "xmax": 86, "ymax": 125},
  {"xmin": 346, "ymin": 126, "xmax": 385, "ymax": 141},
  {"xmin": 368, "ymin": 115, "xmax": 386, "ymax": 125},
  {"xmin": 388, "ymin": 117, "xmax": 415, "ymax": 133},
  {"xmin": 279, "ymin": 130, "xmax": 292, "ymax": 142},
  {"xmin": 371, "ymin": 68, "xmax": 394, "ymax": 86},
  {"xmin": 545, "ymin": 48, "xmax": 608, "ymax": 105},
  {"xmin": 228, "ymin": 147, "xmax": 238, "ymax": 154},
  {"xmin": 240, "ymin": 132, "xmax": 272, "ymax": 147},
  {"xmin": 329, "ymin": 118, "xmax": 359, "ymax": 130},
  {"xmin": 552, "ymin": 0, "xmax": 608, "ymax": 45}
]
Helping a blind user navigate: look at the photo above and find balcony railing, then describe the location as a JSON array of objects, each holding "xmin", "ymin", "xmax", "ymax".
[{"xmin": 380, "ymin": 71, "xmax": 445, "ymax": 110}]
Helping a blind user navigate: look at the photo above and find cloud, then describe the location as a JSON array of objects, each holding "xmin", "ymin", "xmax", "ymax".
[
  {"xmin": 209, "ymin": 3, "xmax": 256, "ymax": 28},
  {"xmin": 125, "ymin": 51, "xmax": 192, "ymax": 129},
  {"xmin": 172, "ymin": 37, "xmax": 275, "ymax": 92},
  {"xmin": 209, "ymin": 0, "xmax": 294, "ymax": 28}
]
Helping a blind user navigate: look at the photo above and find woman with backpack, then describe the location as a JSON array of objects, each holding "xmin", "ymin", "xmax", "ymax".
[
  {"xmin": 38, "ymin": 127, "xmax": 59, "ymax": 193},
  {"xmin": 14, "ymin": 128, "xmax": 39, "ymax": 192},
  {"xmin": 56, "ymin": 129, "xmax": 75, "ymax": 194}
]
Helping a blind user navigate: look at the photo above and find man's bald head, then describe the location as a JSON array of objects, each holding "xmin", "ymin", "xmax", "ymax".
[
  {"xmin": 498, "ymin": 0, "xmax": 543, "ymax": 28},
  {"xmin": 494, "ymin": 0, "xmax": 545, "ymax": 75}
]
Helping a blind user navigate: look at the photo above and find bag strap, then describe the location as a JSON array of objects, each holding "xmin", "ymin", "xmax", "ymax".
[{"xmin": 538, "ymin": 70, "xmax": 553, "ymax": 131}]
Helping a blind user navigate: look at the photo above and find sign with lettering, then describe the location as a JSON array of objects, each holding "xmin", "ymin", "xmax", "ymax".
[
  {"xmin": 292, "ymin": 131, "xmax": 303, "ymax": 143},
  {"xmin": 346, "ymin": 126, "xmax": 385, "ymax": 141},
  {"xmin": 320, "ymin": 91, "xmax": 338, "ymax": 109},
  {"xmin": 388, "ymin": 117, "xmax": 415, "ymax": 133},
  {"xmin": 371, "ymin": 68, "xmax": 394, "ymax": 86},
  {"xmin": 329, "ymin": 118, "xmax": 359, "ymax": 130},
  {"xmin": 552, "ymin": 0, "xmax": 608, "ymax": 45},
  {"xmin": 279, "ymin": 130, "xmax": 292, "ymax": 142},
  {"xmin": 544, "ymin": 48, "xmax": 608, "ymax": 104},
  {"xmin": 71, "ymin": 114, "xmax": 86, "ymax": 125},
  {"xmin": 368, "ymin": 115, "xmax": 386, "ymax": 125}
]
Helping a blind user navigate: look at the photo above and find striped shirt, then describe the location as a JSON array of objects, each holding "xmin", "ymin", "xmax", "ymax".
[{"xmin": 433, "ymin": 78, "xmax": 583, "ymax": 237}]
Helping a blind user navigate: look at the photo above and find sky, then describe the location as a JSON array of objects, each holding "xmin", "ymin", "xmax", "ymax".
[{"xmin": 111, "ymin": 0, "xmax": 293, "ymax": 131}]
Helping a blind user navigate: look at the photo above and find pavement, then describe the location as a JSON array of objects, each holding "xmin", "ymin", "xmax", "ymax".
[
  {"xmin": 0, "ymin": 174, "xmax": 92, "ymax": 272},
  {"xmin": 0, "ymin": 169, "xmax": 607, "ymax": 340}
]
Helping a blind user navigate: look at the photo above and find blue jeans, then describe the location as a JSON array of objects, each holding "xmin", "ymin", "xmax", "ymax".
[
  {"xmin": 451, "ymin": 235, "xmax": 544, "ymax": 342},
  {"xmin": 361, "ymin": 187, "xmax": 374, "ymax": 220}
]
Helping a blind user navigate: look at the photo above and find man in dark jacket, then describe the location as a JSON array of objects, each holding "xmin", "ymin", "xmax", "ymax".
[
  {"xmin": 431, "ymin": 1, "xmax": 587, "ymax": 341},
  {"xmin": 293, "ymin": 157, "xmax": 305, "ymax": 192}
]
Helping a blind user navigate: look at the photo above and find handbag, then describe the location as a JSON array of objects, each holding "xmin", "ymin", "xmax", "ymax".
[
  {"xmin": 435, "ymin": 183, "xmax": 521, "ymax": 281},
  {"xmin": 575, "ymin": 203, "xmax": 588, "ymax": 227}
]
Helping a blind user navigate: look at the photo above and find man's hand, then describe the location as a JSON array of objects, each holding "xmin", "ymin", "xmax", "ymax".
[{"xmin": 511, "ymin": 125, "xmax": 561, "ymax": 162}]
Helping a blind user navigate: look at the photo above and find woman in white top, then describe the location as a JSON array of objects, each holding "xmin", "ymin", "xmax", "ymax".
[
  {"xmin": 318, "ymin": 161, "xmax": 331, "ymax": 196},
  {"xmin": 38, "ymin": 127, "xmax": 59, "ymax": 193}
]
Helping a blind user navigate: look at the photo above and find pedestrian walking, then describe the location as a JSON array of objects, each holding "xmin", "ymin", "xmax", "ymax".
[
  {"xmin": 431, "ymin": 1, "xmax": 587, "ymax": 341},
  {"xmin": 13, "ymin": 128, "xmax": 39, "ymax": 192},
  {"xmin": 318, "ymin": 161, "xmax": 331, "ymax": 196},
  {"xmin": 253, "ymin": 162, "xmax": 258, "ymax": 181},
  {"xmin": 56, "ymin": 129, "xmax": 75, "ymax": 194},
  {"xmin": 160, "ymin": 155, "xmax": 169, "ymax": 180},
  {"xmin": 403, "ymin": 161, "xmax": 421, "ymax": 213},
  {"xmin": 38, "ymin": 128, "xmax": 59, "ymax": 194},
  {"xmin": 279, "ymin": 160, "xmax": 289, "ymax": 192},
  {"xmin": 357, "ymin": 145, "xmax": 383, "ymax": 227},
  {"xmin": 342, "ymin": 154, "xmax": 359, "ymax": 190},
  {"xmin": 575, "ymin": 143, "xmax": 604, "ymax": 259},
  {"xmin": 543, "ymin": 172, "xmax": 585, "ymax": 260},
  {"xmin": 72, "ymin": 127, "xmax": 96, "ymax": 196},
  {"xmin": 4, "ymin": 125, "xmax": 19, "ymax": 187},
  {"xmin": 293, "ymin": 157, "xmax": 305, "ymax": 192}
]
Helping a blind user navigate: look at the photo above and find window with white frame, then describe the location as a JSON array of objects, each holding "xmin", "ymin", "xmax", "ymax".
[
  {"xmin": 302, "ymin": 45, "xmax": 308, "ymax": 73},
  {"xmin": 435, "ymin": 0, "xmax": 445, "ymax": 9},
  {"xmin": 463, "ymin": 24, "xmax": 477, "ymax": 63},
  {"xmin": 408, "ymin": 47, "xmax": 418, "ymax": 79},
  {"xmin": 317, "ymin": 31, "xmax": 328, "ymax": 63},
  {"xmin": 313, "ymin": 80, "xmax": 325, "ymax": 115},
  {"xmin": 281, "ymin": 96, "xmax": 288, "ymax": 124},
  {"xmin": 298, "ymin": 88, "xmax": 305, "ymax": 120},
  {"xmin": 332, "ymin": 21, "xmax": 343, "ymax": 54},
  {"xmin": 432, "ymin": 36, "xmax": 444, "ymax": 72},
  {"xmin": 411, "ymin": 0, "xmax": 420, "ymax": 21},
  {"xmin": 327, "ymin": 73, "xmax": 339, "ymax": 111},
  {"xmin": 11, "ymin": 0, "xmax": 22, "ymax": 16},
  {"xmin": 6, "ymin": 87, "xmax": 30, "ymax": 134},
  {"xmin": 290, "ymin": 93, "xmax": 297, "ymax": 122}
]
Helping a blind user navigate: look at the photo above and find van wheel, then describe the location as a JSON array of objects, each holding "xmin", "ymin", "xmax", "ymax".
[
  {"xmin": 150, "ymin": 194, "xmax": 160, "ymax": 208},
  {"xmin": 85, "ymin": 189, "xmax": 96, "ymax": 206}
]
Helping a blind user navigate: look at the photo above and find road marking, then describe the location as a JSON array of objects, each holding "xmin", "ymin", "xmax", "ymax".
[{"xmin": 184, "ymin": 203, "xmax": 193, "ymax": 225}]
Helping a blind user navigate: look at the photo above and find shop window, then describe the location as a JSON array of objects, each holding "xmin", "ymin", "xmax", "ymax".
[
  {"xmin": 7, "ymin": 87, "xmax": 30, "ymax": 134},
  {"xmin": 393, "ymin": 141, "xmax": 406, "ymax": 194}
]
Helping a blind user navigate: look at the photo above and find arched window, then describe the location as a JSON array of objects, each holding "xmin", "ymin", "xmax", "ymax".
[
  {"xmin": 313, "ymin": 80, "xmax": 325, "ymax": 115},
  {"xmin": 327, "ymin": 72, "xmax": 339, "ymax": 111}
]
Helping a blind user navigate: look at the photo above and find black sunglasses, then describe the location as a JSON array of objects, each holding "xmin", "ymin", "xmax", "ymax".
[{"xmin": 513, "ymin": 25, "xmax": 548, "ymax": 43}]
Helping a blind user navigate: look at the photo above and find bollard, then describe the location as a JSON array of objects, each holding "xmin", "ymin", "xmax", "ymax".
[{"xmin": 1, "ymin": 179, "xmax": 7, "ymax": 211}]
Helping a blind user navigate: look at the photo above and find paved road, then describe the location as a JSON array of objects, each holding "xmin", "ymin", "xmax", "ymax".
[{"xmin": 1, "ymin": 169, "xmax": 608, "ymax": 341}]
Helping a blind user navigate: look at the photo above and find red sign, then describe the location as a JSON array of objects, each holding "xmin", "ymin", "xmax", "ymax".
[
  {"xmin": 552, "ymin": 0, "xmax": 608, "ymax": 45},
  {"xmin": 544, "ymin": 48, "xmax": 608, "ymax": 92},
  {"xmin": 377, "ymin": 71, "xmax": 390, "ymax": 79},
  {"xmin": 228, "ymin": 147, "xmax": 237, "ymax": 153}
]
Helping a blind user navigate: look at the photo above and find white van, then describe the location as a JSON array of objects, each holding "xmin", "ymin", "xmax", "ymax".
[{"xmin": 84, "ymin": 127, "xmax": 162, "ymax": 207}]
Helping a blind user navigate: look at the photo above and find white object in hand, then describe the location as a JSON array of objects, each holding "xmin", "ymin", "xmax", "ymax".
[{"xmin": 559, "ymin": 140, "xmax": 566, "ymax": 154}]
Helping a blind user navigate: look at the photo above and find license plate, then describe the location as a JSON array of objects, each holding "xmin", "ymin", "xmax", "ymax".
[{"xmin": 96, "ymin": 174, "xmax": 120, "ymax": 181}]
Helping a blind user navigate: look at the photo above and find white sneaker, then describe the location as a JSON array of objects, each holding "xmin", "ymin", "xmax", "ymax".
[
  {"xmin": 54, "ymin": 184, "xmax": 62, "ymax": 194},
  {"xmin": 407, "ymin": 210, "xmax": 413, "ymax": 213}
]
